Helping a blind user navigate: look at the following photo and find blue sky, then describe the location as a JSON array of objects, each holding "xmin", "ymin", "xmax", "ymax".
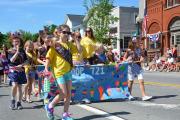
[{"xmin": 0, "ymin": 0, "xmax": 138, "ymax": 33}]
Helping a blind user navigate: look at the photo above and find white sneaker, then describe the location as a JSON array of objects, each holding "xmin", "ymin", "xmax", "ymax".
[
  {"xmin": 128, "ymin": 95, "xmax": 135, "ymax": 101},
  {"xmin": 145, "ymin": 67, "xmax": 149, "ymax": 71},
  {"xmin": 142, "ymin": 96, "xmax": 152, "ymax": 101},
  {"xmin": 81, "ymin": 98, "xmax": 91, "ymax": 104}
]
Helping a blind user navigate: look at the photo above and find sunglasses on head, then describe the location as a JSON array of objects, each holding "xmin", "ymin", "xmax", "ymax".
[
  {"xmin": 62, "ymin": 31, "xmax": 71, "ymax": 35},
  {"xmin": 77, "ymin": 36, "xmax": 81, "ymax": 39},
  {"xmin": 86, "ymin": 30, "xmax": 91, "ymax": 32}
]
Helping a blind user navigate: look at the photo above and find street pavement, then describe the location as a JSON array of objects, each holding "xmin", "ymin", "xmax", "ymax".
[{"xmin": 0, "ymin": 71, "xmax": 180, "ymax": 120}]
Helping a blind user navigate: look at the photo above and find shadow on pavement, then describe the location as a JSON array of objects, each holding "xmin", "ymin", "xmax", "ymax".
[
  {"xmin": 67, "ymin": 111, "xmax": 130, "ymax": 120},
  {"xmin": 87, "ymin": 98, "xmax": 127, "ymax": 104},
  {"xmin": 0, "ymin": 94, "xmax": 9, "ymax": 97},
  {"xmin": 151, "ymin": 95, "xmax": 177, "ymax": 100},
  {"xmin": 0, "ymin": 84, "xmax": 9, "ymax": 88},
  {"xmin": 23, "ymin": 104, "xmax": 44, "ymax": 109}
]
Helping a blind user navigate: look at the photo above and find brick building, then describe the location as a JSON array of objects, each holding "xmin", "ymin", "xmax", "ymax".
[{"xmin": 144, "ymin": 0, "xmax": 180, "ymax": 59}]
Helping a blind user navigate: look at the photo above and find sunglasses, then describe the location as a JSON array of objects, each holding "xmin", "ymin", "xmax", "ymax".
[
  {"xmin": 86, "ymin": 30, "xmax": 91, "ymax": 32},
  {"xmin": 62, "ymin": 31, "xmax": 71, "ymax": 35},
  {"xmin": 77, "ymin": 36, "xmax": 81, "ymax": 39}
]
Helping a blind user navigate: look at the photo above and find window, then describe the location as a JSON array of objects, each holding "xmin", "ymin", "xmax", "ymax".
[
  {"xmin": 134, "ymin": 14, "xmax": 138, "ymax": 24},
  {"xmin": 124, "ymin": 36, "xmax": 131, "ymax": 49},
  {"xmin": 120, "ymin": 39, "xmax": 123, "ymax": 49},
  {"xmin": 172, "ymin": 35, "xmax": 175, "ymax": 45},
  {"xmin": 149, "ymin": 40, "xmax": 161, "ymax": 49},
  {"xmin": 174, "ymin": 0, "xmax": 180, "ymax": 5},
  {"xmin": 176, "ymin": 35, "xmax": 180, "ymax": 44},
  {"xmin": 166, "ymin": 0, "xmax": 180, "ymax": 7},
  {"xmin": 172, "ymin": 33, "xmax": 180, "ymax": 45},
  {"xmin": 167, "ymin": 0, "xmax": 173, "ymax": 7}
]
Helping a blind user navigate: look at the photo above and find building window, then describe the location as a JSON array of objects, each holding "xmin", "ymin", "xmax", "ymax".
[
  {"xmin": 134, "ymin": 14, "xmax": 138, "ymax": 24},
  {"xmin": 166, "ymin": 0, "xmax": 180, "ymax": 8},
  {"xmin": 174, "ymin": 0, "xmax": 180, "ymax": 5},
  {"xmin": 167, "ymin": 0, "xmax": 173, "ymax": 7},
  {"xmin": 171, "ymin": 33, "xmax": 180, "ymax": 45},
  {"xmin": 149, "ymin": 40, "xmax": 161, "ymax": 49},
  {"xmin": 124, "ymin": 36, "xmax": 131, "ymax": 49},
  {"xmin": 172, "ymin": 35, "xmax": 175, "ymax": 45},
  {"xmin": 176, "ymin": 35, "xmax": 180, "ymax": 44}
]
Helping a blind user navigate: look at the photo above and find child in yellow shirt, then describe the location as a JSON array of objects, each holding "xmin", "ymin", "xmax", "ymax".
[
  {"xmin": 23, "ymin": 40, "xmax": 45, "ymax": 103},
  {"xmin": 45, "ymin": 25, "xmax": 76, "ymax": 120}
]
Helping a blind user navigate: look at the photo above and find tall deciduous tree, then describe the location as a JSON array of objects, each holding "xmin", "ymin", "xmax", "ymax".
[
  {"xmin": 0, "ymin": 32, "xmax": 10, "ymax": 48},
  {"xmin": 19, "ymin": 30, "xmax": 39, "ymax": 42},
  {"xmin": 44, "ymin": 24, "xmax": 57, "ymax": 35},
  {"xmin": 83, "ymin": 0, "xmax": 118, "ymax": 44}
]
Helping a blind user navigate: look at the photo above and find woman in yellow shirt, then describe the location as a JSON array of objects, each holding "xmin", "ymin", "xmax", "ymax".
[
  {"xmin": 80, "ymin": 27, "xmax": 97, "ymax": 64},
  {"xmin": 70, "ymin": 32, "xmax": 86, "ymax": 65}
]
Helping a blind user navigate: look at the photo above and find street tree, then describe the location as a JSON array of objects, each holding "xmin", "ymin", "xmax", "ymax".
[{"xmin": 83, "ymin": 0, "xmax": 118, "ymax": 44}]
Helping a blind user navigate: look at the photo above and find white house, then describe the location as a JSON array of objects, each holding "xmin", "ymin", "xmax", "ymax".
[{"xmin": 64, "ymin": 14, "xmax": 85, "ymax": 36}]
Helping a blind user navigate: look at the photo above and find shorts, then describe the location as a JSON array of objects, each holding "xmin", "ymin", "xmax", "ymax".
[
  {"xmin": 0, "ymin": 69, "xmax": 3, "ymax": 75},
  {"xmin": 128, "ymin": 73, "xmax": 144, "ymax": 81},
  {"xmin": 56, "ymin": 71, "xmax": 72, "ymax": 84},
  {"xmin": 26, "ymin": 70, "xmax": 36, "ymax": 79},
  {"xmin": 8, "ymin": 71, "xmax": 27, "ymax": 85}
]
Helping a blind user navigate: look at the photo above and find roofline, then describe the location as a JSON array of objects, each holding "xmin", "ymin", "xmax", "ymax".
[
  {"xmin": 112, "ymin": 6, "xmax": 138, "ymax": 10},
  {"xmin": 64, "ymin": 14, "xmax": 85, "ymax": 24}
]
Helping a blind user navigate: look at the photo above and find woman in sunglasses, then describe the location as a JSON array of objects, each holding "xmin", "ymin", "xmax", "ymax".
[
  {"xmin": 45, "ymin": 24, "xmax": 76, "ymax": 120},
  {"xmin": 80, "ymin": 27, "xmax": 97, "ymax": 65},
  {"xmin": 70, "ymin": 32, "xmax": 85, "ymax": 65}
]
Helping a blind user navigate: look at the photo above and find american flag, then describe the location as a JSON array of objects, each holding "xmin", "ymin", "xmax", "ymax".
[{"xmin": 142, "ymin": 2, "xmax": 148, "ymax": 37}]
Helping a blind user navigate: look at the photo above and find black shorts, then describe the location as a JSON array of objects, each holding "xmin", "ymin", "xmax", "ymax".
[
  {"xmin": 0, "ymin": 70, "xmax": 3, "ymax": 75},
  {"xmin": 8, "ymin": 71, "xmax": 27, "ymax": 85}
]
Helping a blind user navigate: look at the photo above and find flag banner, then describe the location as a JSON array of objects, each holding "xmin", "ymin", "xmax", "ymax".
[
  {"xmin": 37, "ymin": 63, "xmax": 130, "ymax": 102},
  {"xmin": 147, "ymin": 32, "xmax": 161, "ymax": 42},
  {"xmin": 142, "ymin": 1, "xmax": 148, "ymax": 37}
]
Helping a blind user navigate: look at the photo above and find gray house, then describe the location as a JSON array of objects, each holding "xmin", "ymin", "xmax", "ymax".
[
  {"xmin": 110, "ymin": 6, "xmax": 139, "ymax": 53},
  {"xmin": 64, "ymin": 14, "xmax": 85, "ymax": 36}
]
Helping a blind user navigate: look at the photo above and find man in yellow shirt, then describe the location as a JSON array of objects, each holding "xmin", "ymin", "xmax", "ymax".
[{"xmin": 45, "ymin": 25, "xmax": 75, "ymax": 120}]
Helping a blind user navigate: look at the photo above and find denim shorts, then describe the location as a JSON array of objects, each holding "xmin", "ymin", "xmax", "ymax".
[
  {"xmin": 8, "ymin": 71, "xmax": 27, "ymax": 85},
  {"xmin": 56, "ymin": 71, "xmax": 72, "ymax": 84},
  {"xmin": 128, "ymin": 73, "xmax": 144, "ymax": 81},
  {"xmin": 26, "ymin": 70, "xmax": 36, "ymax": 79}
]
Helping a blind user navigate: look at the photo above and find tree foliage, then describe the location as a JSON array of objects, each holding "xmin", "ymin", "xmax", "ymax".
[
  {"xmin": 0, "ymin": 32, "xmax": 10, "ymax": 48},
  {"xmin": 18, "ymin": 30, "xmax": 38, "ymax": 42},
  {"xmin": 83, "ymin": 0, "xmax": 118, "ymax": 44},
  {"xmin": 0, "ymin": 24, "xmax": 58, "ymax": 48},
  {"xmin": 44, "ymin": 24, "xmax": 57, "ymax": 35}
]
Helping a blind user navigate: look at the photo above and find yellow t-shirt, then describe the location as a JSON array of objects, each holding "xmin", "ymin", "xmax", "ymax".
[
  {"xmin": 24, "ymin": 51, "xmax": 38, "ymax": 73},
  {"xmin": 71, "ymin": 43, "xmax": 86, "ymax": 62},
  {"xmin": 80, "ymin": 37, "xmax": 96, "ymax": 59},
  {"xmin": 46, "ymin": 42, "xmax": 75, "ymax": 78}
]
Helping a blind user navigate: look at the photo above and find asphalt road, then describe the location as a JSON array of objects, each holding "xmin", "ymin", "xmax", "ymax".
[{"xmin": 0, "ymin": 71, "xmax": 180, "ymax": 120}]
